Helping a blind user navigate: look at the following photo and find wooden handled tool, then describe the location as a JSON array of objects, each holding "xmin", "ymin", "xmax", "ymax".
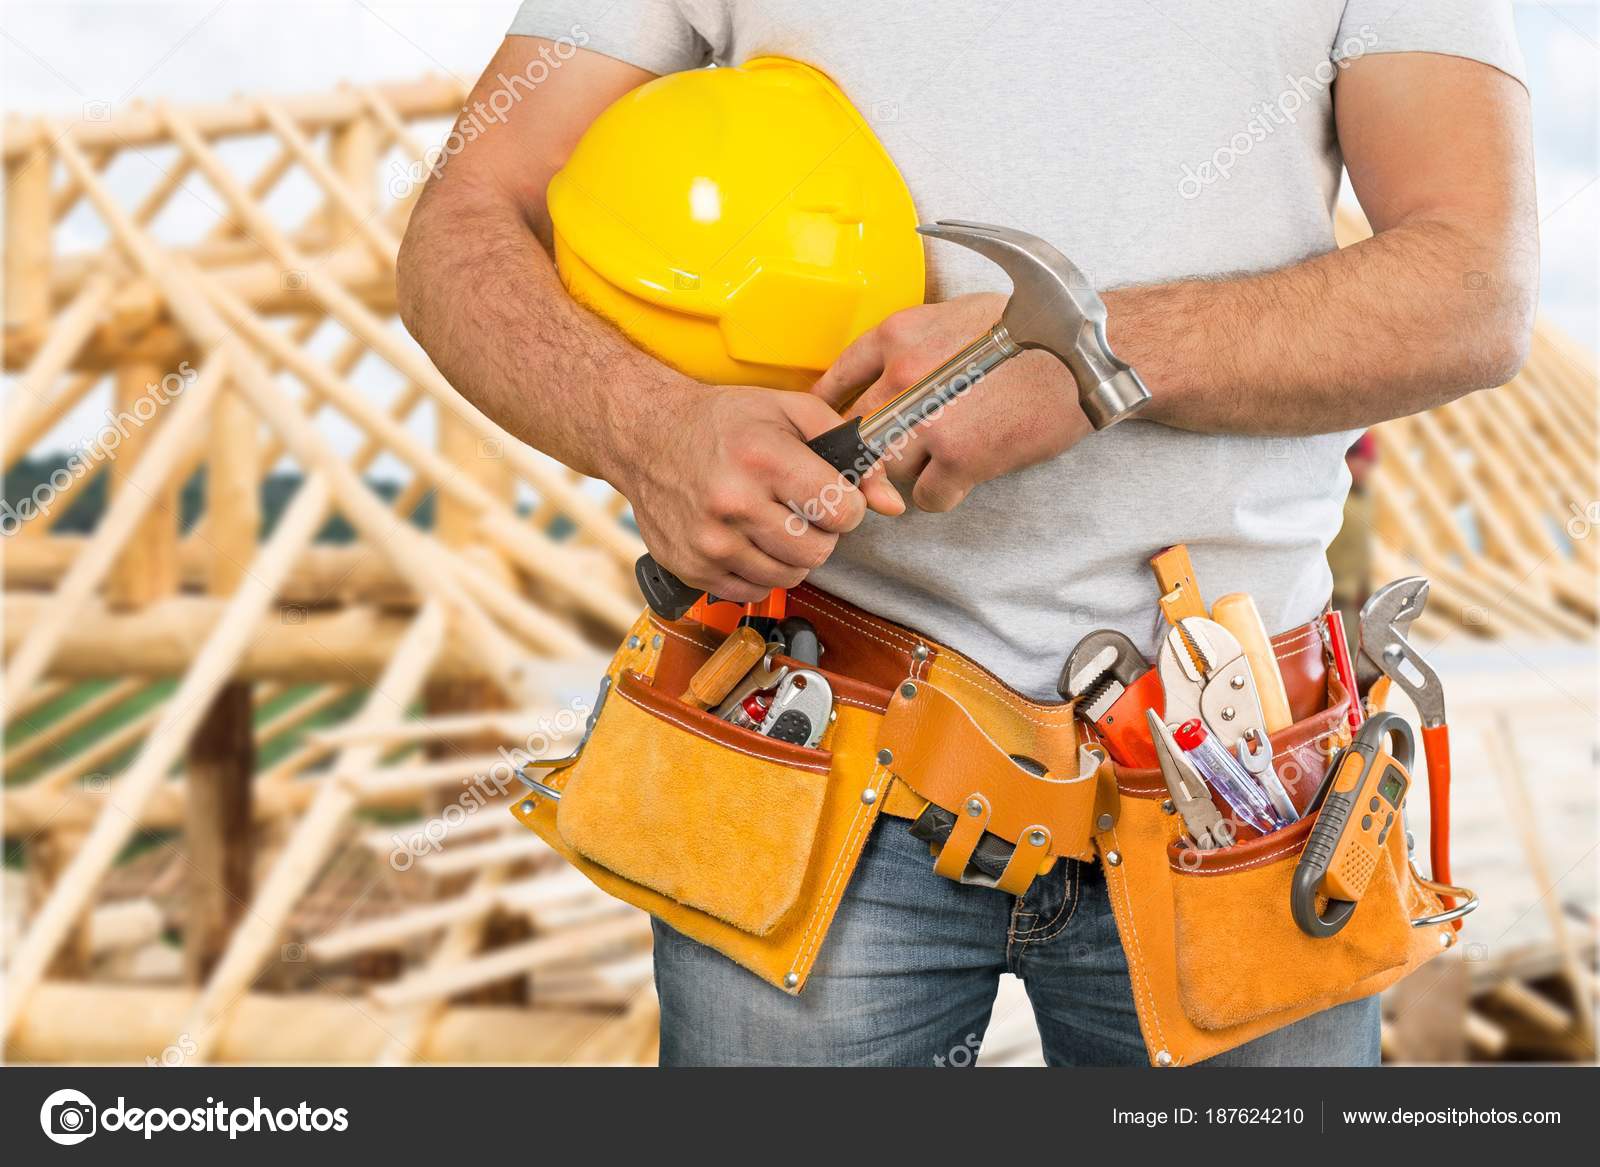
[
  {"xmin": 681, "ymin": 626, "xmax": 768, "ymax": 710},
  {"xmin": 1150, "ymin": 545, "xmax": 1206, "ymax": 626},
  {"xmin": 1211, "ymin": 592, "xmax": 1292, "ymax": 733}
]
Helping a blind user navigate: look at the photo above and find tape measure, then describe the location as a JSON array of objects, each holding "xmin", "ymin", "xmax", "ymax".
[{"xmin": 1291, "ymin": 712, "xmax": 1413, "ymax": 939}]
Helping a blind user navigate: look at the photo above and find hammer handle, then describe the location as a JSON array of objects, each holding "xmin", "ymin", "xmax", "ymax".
[
  {"xmin": 635, "ymin": 420, "xmax": 879, "ymax": 621},
  {"xmin": 637, "ymin": 327, "xmax": 1019, "ymax": 620}
]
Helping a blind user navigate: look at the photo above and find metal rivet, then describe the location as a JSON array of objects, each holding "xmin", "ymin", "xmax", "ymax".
[
  {"xmin": 1230, "ymin": 674, "xmax": 1245, "ymax": 690},
  {"xmin": 1028, "ymin": 829, "xmax": 1046, "ymax": 847},
  {"xmin": 1155, "ymin": 1049, "xmax": 1173, "ymax": 1067},
  {"xmin": 911, "ymin": 644, "xmax": 929, "ymax": 663},
  {"xmin": 900, "ymin": 681, "xmax": 918, "ymax": 699},
  {"xmin": 876, "ymin": 748, "xmax": 893, "ymax": 766},
  {"xmin": 861, "ymin": 788, "xmax": 878, "ymax": 805},
  {"xmin": 519, "ymin": 801, "xmax": 535, "ymax": 815},
  {"xmin": 784, "ymin": 972, "xmax": 799, "ymax": 988},
  {"xmin": 965, "ymin": 798, "xmax": 984, "ymax": 817},
  {"xmin": 626, "ymin": 635, "xmax": 641, "ymax": 649},
  {"xmin": 1160, "ymin": 799, "xmax": 1176, "ymax": 815},
  {"xmin": 1096, "ymin": 812, "xmax": 1113, "ymax": 831},
  {"xmin": 1440, "ymin": 931, "xmax": 1454, "ymax": 949},
  {"xmin": 1104, "ymin": 850, "xmax": 1122, "ymax": 866},
  {"xmin": 651, "ymin": 635, "xmax": 663, "ymax": 650},
  {"xmin": 1220, "ymin": 706, "xmax": 1236, "ymax": 721}
]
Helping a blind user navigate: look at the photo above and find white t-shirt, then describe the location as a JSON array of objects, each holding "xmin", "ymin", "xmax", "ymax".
[{"xmin": 509, "ymin": 0, "xmax": 1525, "ymax": 698}]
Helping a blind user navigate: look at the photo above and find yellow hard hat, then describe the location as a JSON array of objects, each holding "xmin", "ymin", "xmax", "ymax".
[{"xmin": 548, "ymin": 58, "xmax": 925, "ymax": 391}]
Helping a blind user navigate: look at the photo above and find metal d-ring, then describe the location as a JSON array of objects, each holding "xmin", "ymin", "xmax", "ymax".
[
  {"xmin": 515, "ymin": 675, "xmax": 612, "ymax": 802},
  {"xmin": 1410, "ymin": 888, "xmax": 1480, "ymax": 928}
]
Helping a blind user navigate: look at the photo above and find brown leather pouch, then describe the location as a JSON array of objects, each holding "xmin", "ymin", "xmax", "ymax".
[
  {"xmin": 1097, "ymin": 639, "xmax": 1455, "ymax": 1065},
  {"xmin": 556, "ymin": 670, "xmax": 833, "ymax": 936},
  {"xmin": 510, "ymin": 608, "xmax": 898, "ymax": 993},
  {"xmin": 508, "ymin": 588, "xmax": 1453, "ymax": 1067}
]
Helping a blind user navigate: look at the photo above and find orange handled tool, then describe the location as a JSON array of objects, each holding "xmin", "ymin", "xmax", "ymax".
[{"xmin": 1356, "ymin": 578, "xmax": 1462, "ymax": 926}]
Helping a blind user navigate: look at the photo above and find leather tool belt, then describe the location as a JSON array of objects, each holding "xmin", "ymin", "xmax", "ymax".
[{"xmin": 510, "ymin": 584, "xmax": 1457, "ymax": 1066}]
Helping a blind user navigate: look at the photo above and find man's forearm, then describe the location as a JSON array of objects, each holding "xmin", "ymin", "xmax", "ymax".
[
  {"xmin": 395, "ymin": 175, "xmax": 690, "ymax": 485},
  {"xmin": 1111, "ymin": 215, "xmax": 1536, "ymax": 436}
]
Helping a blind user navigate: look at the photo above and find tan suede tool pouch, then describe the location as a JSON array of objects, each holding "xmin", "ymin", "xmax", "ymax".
[
  {"xmin": 510, "ymin": 603, "xmax": 899, "ymax": 994},
  {"xmin": 1096, "ymin": 642, "xmax": 1456, "ymax": 1066},
  {"xmin": 509, "ymin": 586, "xmax": 1106, "ymax": 995},
  {"xmin": 508, "ymin": 588, "xmax": 1453, "ymax": 1067}
]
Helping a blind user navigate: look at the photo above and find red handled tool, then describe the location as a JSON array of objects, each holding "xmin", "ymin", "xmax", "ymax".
[
  {"xmin": 1060, "ymin": 629, "xmax": 1162, "ymax": 768},
  {"xmin": 1323, "ymin": 610, "xmax": 1363, "ymax": 732},
  {"xmin": 1356, "ymin": 578, "xmax": 1463, "ymax": 926}
]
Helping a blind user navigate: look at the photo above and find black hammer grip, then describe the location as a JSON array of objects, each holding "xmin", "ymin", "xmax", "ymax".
[{"xmin": 634, "ymin": 418, "xmax": 878, "ymax": 621}]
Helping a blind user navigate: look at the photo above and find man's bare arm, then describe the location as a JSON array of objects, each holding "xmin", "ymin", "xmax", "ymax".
[
  {"xmin": 396, "ymin": 39, "xmax": 666, "ymax": 480},
  {"xmin": 814, "ymin": 52, "xmax": 1537, "ymax": 510},
  {"xmin": 397, "ymin": 39, "xmax": 895, "ymax": 600},
  {"xmin": 1125, "ymin": 51, "xmax": 1537, "ymax": 434}
]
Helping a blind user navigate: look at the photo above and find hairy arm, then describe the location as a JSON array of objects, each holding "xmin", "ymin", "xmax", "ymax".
[
  {"xmin": 814, "ymin": 52, "xmax": 1537, "ymax": 510},
  {"xmin": 398, "ymin": 38, "xmax": 893, "ymax": 600},
  {"xmin": 396, "ymin": 39, "xmax": 668, "ymax": 480},
  {"xmin": 1124, "ymin": 51, "xmax": 1537, "ymax": 434}
]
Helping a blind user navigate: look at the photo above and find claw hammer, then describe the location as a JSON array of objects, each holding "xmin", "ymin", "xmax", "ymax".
[
  {"xmin": 1358, "ymin": 578, "xmax": 1457, "ymax": 916},
  {"xmin": 636, "ymin": 220, "xmax": 1152, "ymax": 621}
]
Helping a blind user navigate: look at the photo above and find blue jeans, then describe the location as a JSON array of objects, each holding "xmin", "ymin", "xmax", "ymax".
[{"xmin": 653, "ymin": 818, "xmax": 1380, "ymax": 1066}]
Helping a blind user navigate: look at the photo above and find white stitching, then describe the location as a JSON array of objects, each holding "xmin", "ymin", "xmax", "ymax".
[
  {"xmin": 832, "ymin": 693, "xmax": 888, "ymax": 713},
  {"xmin": 617, "ymin": 686, "xmax": 831, "ymax": 773},
  {"xmin": 789, "ymin": 765, "xmax": 889, "ymax": 976},
  {"xmin": 1101, "ymin": 827, "xmax": 1169, "ymax": 1059},
  {"xmin": 1169, "ymin": 835, "xmax": 1306, "ymax": 875},
  {"xmin": 647, "ymin": 617, "xmax": 720, "ymax": 652},
  {"xmin": 792, "ymin": 591, "xmax": 918, "ymax": 654}
]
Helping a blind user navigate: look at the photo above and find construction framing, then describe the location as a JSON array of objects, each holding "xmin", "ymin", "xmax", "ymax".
[{"xmin": 2, "ymin": 80, "xmax": 1595, "ymax": 1064}]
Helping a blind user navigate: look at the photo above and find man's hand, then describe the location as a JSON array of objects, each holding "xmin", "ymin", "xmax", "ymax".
[
  {"xmin": 811, "ymin": 293, "xmax": 1091, "ymax": 512},
  {"xmin": 618, "ymin": 384, "xmax": 904, "ymax": 603}
]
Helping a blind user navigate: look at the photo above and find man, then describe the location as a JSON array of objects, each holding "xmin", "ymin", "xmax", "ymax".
[{"xmin": 397, "ymin": 1, "xmax": 1535, "ymax": 1065}]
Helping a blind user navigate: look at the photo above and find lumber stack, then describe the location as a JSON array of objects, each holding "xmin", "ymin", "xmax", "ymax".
[{"xmin": 2, "ymin": 83, "xmax": 1594, "ymax": 1067}]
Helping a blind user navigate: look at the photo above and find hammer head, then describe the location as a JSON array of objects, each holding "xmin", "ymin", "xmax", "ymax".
[{"xmin": 917, "ymin": 220, "xmax": 1151, "ymax": 429}]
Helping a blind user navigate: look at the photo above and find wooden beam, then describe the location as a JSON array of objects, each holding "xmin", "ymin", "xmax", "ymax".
[
  {"xmin": 1, "ymin": 592, "xmax": 497, "ymax": 684},
  {"xmin": 106, "ymin": 357, "xmax": 184, "ymax": 608},
  {"xmin": 3, "ymin": 77, "xmax": 467, "ymax": 160},
  {"xmin": 4, "ymin": 144, "xmax": 52, "ymax": 337},
  {"xmin": 2, "ymin": 472, "xmax": 331, "ymax": 1037},
  {"xmin": 3, "ymin": 534, "xmax": 423, "ymax": 608},
  {"xmin": 8, "ymin": 982, "xmax": 618, "ymax": 1065},
  {"xmin": 182, "ymin": 681, "xmax": 255, "ymax": 981},
  {"xmin": 0, "ymin": 344, "xmax": 227, "ymax": 709},
  {"xmin": 185, "ymin": 603, "xmax": 446, "ymax": 1061}
]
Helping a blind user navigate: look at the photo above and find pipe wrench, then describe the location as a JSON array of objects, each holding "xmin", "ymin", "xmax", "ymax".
[
  {"xmin": 1059, "ymin": 630, "xmax": 1162, "ymax": 768},
  {"xmin": 1156, "ymin": 617, "xmax": 1269, "ymax": 751}
]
